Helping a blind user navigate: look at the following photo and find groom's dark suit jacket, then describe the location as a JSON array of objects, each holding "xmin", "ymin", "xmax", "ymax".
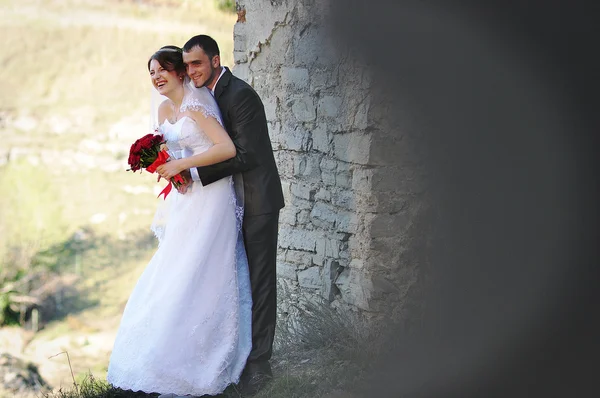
[{"xmin": 195, "ymin": 67, "xmax": 285, "ymax": 216}]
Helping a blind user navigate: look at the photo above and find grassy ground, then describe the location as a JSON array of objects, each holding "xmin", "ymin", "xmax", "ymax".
[{"xmin": 38, "ymin": 297, "xmax": 379, "ymax": 398}]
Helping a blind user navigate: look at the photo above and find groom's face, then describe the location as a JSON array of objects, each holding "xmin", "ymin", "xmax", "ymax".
[{"xmin": 183, "ymin": 46, "xmax": 219, "ymax": 89}]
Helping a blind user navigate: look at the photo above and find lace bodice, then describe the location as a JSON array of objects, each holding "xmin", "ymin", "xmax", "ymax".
[
  {"xmin": 160, "ymin": 116, "xmax": 213, "ymax": 158},
  {"xmin": 159, "ymin": 85, "xmax": 224, "ymax": 158}
]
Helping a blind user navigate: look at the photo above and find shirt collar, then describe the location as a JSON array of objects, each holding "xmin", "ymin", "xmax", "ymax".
[{"xmin": 210, "ymin": 67, "xmax": 227, "ymax": 95}]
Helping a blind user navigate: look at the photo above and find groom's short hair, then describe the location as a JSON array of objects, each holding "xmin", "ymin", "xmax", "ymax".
[{"xmin": 183, "ymin": 35, "xmax": 220, "ymax": 60}]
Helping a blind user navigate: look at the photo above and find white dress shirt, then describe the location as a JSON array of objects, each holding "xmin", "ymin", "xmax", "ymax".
[{"xmin": 189, "ymin": 67, "xmax": 227, "ymax": 182}]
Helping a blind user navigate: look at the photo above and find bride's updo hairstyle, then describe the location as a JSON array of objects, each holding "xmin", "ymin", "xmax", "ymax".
[{"xmin": 147, "ymin": 45, "xmax": 186, "ymax": 78}]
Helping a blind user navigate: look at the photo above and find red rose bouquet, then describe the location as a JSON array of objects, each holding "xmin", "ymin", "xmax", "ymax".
[{"xmin": 127, "ymin": 131, "xmax": 188, "ymax": 199}]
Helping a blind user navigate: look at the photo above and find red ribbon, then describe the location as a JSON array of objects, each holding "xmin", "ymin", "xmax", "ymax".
[
  {"xmin": 157, "ymin": 173, "xmax": 185, "ymax": 200},
  {"xmin": 146, "ymin": 150, "xmax": 170, "ymax": 173},
  {"xmin": 146, "ymin": 150, "xmax": 186, "ymax": 200}
]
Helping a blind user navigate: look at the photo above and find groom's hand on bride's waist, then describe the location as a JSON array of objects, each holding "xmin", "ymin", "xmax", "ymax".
[{"xmin": 175, "ymin": 169, "xmax": 192, "ymax": 194}]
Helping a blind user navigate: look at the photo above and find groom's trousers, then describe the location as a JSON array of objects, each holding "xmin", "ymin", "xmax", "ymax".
[{"xmin": 242, "ymin": 211, "xmax": 280, "ymax": 363}]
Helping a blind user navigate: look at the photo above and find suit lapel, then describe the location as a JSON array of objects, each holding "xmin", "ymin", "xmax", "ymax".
[{"xmin": 214, "ymin": 67, "xmax": 232, "ymax": 101}]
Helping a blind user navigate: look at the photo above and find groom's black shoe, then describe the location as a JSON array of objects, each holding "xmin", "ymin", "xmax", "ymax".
[{"xmin": 238, "ymin": 360, "xmax": 273, "ymax": 396}]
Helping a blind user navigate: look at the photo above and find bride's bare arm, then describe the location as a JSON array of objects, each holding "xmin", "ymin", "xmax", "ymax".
[{"xmin": 156, "ymin": 110, "xmax": 236, "ymax": 180}]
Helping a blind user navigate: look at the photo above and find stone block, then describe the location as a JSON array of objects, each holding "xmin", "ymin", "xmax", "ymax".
[
  {"xmin": 312, "ymin": 254, "xmax": 325, "ymax": 267},
  {"xmin": 315, "ymin": 238, "xmax": 326, "ymax": 258},
  {"xmin": 323, "ymin": 259, "xmax": 342, "ymax": 282},
  {"xmin": 233, "ymin": 20, "xmax": 248, "ymax": 37},
  {"xmin": 267, "ymin": 23, "xmax": 295, "ymax": 65},
  {"xmin": 333, "ymin": 132, "xmax": 371, "ymax": 165},
  {"xmin": 334, "ymin": 268, "xmax": 372, "ymax": 310},
  {"xmin": 335, "ymin": 210, "xmax": 358, "ymax": 234},
  {"xmin": 277, "ymin": 262, "xmax": 298, "ymax": 280},
  {"xmin": 335, "ymin": 169, "xmax": 353, "ymax": 188},
  {"xmin": 314, "ymin": 237, "xmax": 342, "ymax": 259},
  {"xmin": 280, "ymin": 125, "xmax": 307, "ymax": 151},
  {"xmin": 311, "ymin": 124, "xmax": 331, "ymax": 153},
  {"xmin": 298, "ymin": 266, "xmax": 321, "ymax": 289},
  {"xmin": 353, "ymin": 98, "xmax": 370, "ymax": 130},
  {"xmin": 289, "ymin": 195, "xmax": 313, "ymax": 211},
  {"xmin": 325, "ymin": 238, "xmax": 340, "ymax": 258},
  {"xmin": 310, "ymin": 202, "xmax": 338, "ymax": 229},
  {"xmin": 293, "ymin": 153, "xmax": 321, "ymax": 179},
  {"xmin": 263, "ymin": 97, "xmax": 278, "ymax": 122},
  {"xmin": 321, "ymin": 259, "xmax": 343, "ymax": 301},
  {"xmin": 285, "ymin": 249, "xmax": 313, "ymax": 268},
  {"xmin": 321, "ymin": 171, "xmax": 336, "ymax": 186},
  {"xmin": 232, "ymin": 63, "xmax": 251, "ymax": 84},
  {"xmin": 314, "ymin": 187, "xmax": 331, "ymax": 202},
  {"xmin": 281, "ymin": 67, "xmax": 309, "ymax": 90},
  {"xmin": 279, "ymin": 178, "xmax": 291, "ymax": 195},
  {"xmin": 319, "ymin": 157, "xmax": 337, "ymax": 172},
  {"xmin": 277, "ymin": 247, "xmax": 285, "ymax": 259},
  {"xmin": 274, "ymin": 151, "xmax": 295, "ymax": 178},
  {"xmin": 290, "ymin": 182, "xmax": 315, "ymax": 201},
  {"xmin": 351, "ymin": 167, "xmax": 373, "ymax": 192},
  {"xmin": 318, "ymin": 95, "xmax": 343, "ymax": 118},
  {"xmin": 268, "ymin": 121, "xmax": 282, "ymax": 142},
  {"xmin": 289, "ymin": 96, "xmax": 316, "ymax": 122},
  {"xmin": 234, "ymin": 50, "xmax": 248, "ymax": 64},
  {"xmin": 296, "ymin": 209, "xmax": 310, "ymax": 224},
  {"xmin": 331, "ymin": 190, "xmax": 354, "ymax": 209},
  {"xmin": 233, "ymin": 35, "xmax": 247, "ymax": 52},
  {"xmin": 279, "ymin": 207, "xmax": 297, "ymax": 226},
  {"xmin": 310, "ymin": 67, "xmax": 339, "ymax": 90},
  {"xmin": 251, "ymin": 72, "xmax": 272, "ymax": 92},
  {"xmin": 279, "ymin": 228, "xmax": 320, "ymax": 252}
]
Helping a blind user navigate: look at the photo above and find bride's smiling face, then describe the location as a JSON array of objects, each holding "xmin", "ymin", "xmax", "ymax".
[{"xmin": 149, "ymin": 59, "xmax": 182, "ymax": 95}]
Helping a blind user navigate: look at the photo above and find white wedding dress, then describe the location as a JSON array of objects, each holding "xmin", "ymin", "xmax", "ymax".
[{"xmin": 107, "ymin": 86, "xmax": 252, "ymax": 396}]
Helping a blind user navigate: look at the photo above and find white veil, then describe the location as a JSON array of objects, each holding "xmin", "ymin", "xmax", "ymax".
[
  {"xmin": 149, "ymin": 77, "xmax": 223, "ymax": 131},
  {"xmin": 150, "ymin": 85, "xmax": 169, "ymax": 133}
]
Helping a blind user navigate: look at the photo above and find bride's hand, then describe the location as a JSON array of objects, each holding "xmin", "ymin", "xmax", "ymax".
[{"xmin": 156, "ymin": 159, "xmax": 184, "ymax": 180}]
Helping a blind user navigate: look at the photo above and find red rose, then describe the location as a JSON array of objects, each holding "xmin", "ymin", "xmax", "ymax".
[
  {"xmin": 132, "ymin": 139, "xmax": 142, "ymax": 154},
  {"xmin": 139, "ymin": 134, "xmax": 155, "ymax": 148},
  {"xmin": 128, "ymin": 152, "xmax": 141, "ymax": 171},
  {"xmin": 152, "ymin": 134, "xmax": 164, "ymax": 146}
]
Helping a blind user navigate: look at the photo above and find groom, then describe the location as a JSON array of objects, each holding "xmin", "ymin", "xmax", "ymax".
[{"xmin": 181, "ymin": 34, "xmax": 285, "ymax": 395}]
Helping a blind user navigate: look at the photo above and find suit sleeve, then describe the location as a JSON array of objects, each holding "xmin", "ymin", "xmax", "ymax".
[{"xmin": 195, "ymin": 87, "xmax": 264, "ymax": 185}]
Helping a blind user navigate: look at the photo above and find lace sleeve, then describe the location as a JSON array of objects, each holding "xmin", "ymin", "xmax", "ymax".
[{"xmin": 180, "ymin": 84, "xmax": 224, "ymax": 127}]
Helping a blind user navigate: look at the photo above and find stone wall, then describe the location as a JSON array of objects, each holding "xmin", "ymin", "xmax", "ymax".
[{"xmin": 233, "ymin": 0, "xmax": 428, "ymax": 317}]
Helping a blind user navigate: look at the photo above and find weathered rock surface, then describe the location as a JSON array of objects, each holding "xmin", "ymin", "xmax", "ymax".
[{"xmin": 236, "ymin": 0, "xmax": 429, "ymax": 318}]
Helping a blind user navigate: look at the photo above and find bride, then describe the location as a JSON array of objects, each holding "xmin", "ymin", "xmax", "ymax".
[{"xmin": 107, "ymin": 45, "xmax": 252, "ymax": 397}]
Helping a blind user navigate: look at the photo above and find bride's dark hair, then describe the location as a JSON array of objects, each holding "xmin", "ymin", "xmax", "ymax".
[{"xmin": 147, "ymin": 45, "xmax": 186, "ymax": 77}]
